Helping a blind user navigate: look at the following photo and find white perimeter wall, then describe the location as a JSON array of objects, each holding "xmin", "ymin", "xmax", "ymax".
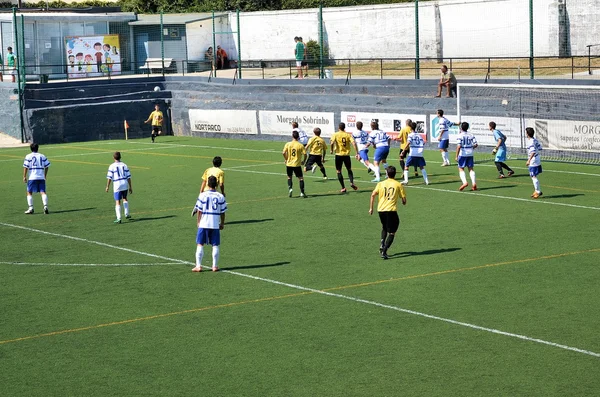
[{"xmin": 185, "ymin": 0, "xmax": 600, "ymax": 61}]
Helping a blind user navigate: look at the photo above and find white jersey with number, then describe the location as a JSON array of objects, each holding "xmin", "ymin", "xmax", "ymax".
[
  {"xmin": 527, "ymin": 137, "xmax": 543, "ymax": 167},
  {"xmin": 407, "ymin": 132, "xmax": 425, "ymax": 157},
  {"xmin": 195, "ymin": 190, "xmax": 227, "ymax": 229},
  {"xmin": 438, "ymin": 117, "xmax": 454, "ymax": 140},
  {"xmin": 352, "ymin": 129, "xmax": 369, "ymax": 151},
  {"xmin": 457, "ymin": 132, "xmax": 478, "ymax": 157},
  {"xmin": 23, "ymin": 152, "xmax": 50, "ymax": 181},
  {"xmin": 368, "ymin": 130, "xmax": 390, "ymax": 147},
  {"xmin": 107, "ymin": 161, "xmax": 131, "ymax": 192},
  {"xmin": 294, "ymin": 128, "xmax": 309, "ymax": 145}
]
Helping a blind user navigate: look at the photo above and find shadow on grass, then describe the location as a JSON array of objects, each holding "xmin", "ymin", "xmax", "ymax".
[
  {"xmin": 388, "ymin": 247, "xmax": 461, "ymax": 259},
  {"xmin": 129, "ymin": 215, "xmax": 176, "ymax": 222},
  {"xmin": 476, "ymin": 185, "xmax": 517, "ymax": 191},
  {"xmin": 430, "ymin": 180, "xmax": 459, "ymax": 185},
  {"xmin": 51, "ymin": 207, "xmax": 96, "ymax": 214},
  {"xmin": 224, "ymin": 261, "xmax": 290, "ymax": 271},
  {"xmin": 226, "ymin": 218, "xmax": 274, "ymax": 225},
  {"xmin": 540, "ymin": 194, "xmax": 585, "ymax": 199}
]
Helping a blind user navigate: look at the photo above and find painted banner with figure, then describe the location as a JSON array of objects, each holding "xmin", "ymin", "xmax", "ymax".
[
  {"xmin": 189, "ymin": 109, "xmax": 258, "ymax": 134},
  {"xmin": 65, "ymin": 35, "xmax": 121, "ymax": 78},
  {"xmin": 341, "ymin": 111, "xmax": 427, "ymax": 141},
  {"xmin": 259, "ymin": 111, "xmax": 335, "ymax": 137}
]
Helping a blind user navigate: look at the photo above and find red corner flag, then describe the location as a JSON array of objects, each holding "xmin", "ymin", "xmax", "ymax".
[
  {"xmin": 124, "ymin": 120, "xmax": 130, "ymax": 140},
  {"xmin": 124, "ymin": 120, "xmax": 130, "ymax": 129}
]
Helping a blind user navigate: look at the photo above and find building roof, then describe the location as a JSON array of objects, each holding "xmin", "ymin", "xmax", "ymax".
[
  {"xmin": 129, "ymin": 13, "xmax": 226, "ymax": 26},
  {"xmin": 0, "ymin": 11, "xmax": 135, "ymax": 22}
]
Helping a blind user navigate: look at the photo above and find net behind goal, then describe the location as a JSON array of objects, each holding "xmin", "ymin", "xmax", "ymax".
[{"xmin": 456, "ymin": 83, "xmax": 600, "ymax": 165}]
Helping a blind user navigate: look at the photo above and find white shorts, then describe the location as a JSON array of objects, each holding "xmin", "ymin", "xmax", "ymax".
[{"xmin": 296, "ymin": 60, "xmax": 302, "ymax": 67}]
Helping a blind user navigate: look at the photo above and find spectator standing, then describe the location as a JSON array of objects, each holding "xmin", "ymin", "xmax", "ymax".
[{"xmin": 294, "ymin": 37, "xmax": 304, "ymax": 79}]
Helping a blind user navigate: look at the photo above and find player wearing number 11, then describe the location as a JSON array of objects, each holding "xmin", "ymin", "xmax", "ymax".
[{"xmin": 369, "ymin": 166, "xmax": 406, "ymax": 259}]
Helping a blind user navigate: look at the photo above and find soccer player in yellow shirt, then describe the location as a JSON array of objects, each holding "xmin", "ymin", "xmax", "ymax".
[
  {"xmin": 144, "ymin": 103, "xmax": 164, "ymax": 143},
  {"xmin": 283, "ymin": 130, "xmax": 307, "ymax": 198},
  {"xmin": 192, "ymin": 156, "xmax": 225, "ymax": 217},
  {"xmin": 330, "ymin": 122, "xmax": 357, "ymax": 193},
  {"xmin": 369, "ymin": 166, "xmax": 407, "ymax": 259},
  {"xmin": 304, "ymin": 128, "xmax": 328, "ymax": 179},
  {"xmin": 394, "ymin": 118, "xmax": 418, "ymax": 177}
]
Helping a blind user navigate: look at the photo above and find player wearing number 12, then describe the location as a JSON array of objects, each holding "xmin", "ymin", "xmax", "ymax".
[
  {"xmin": 282, "ymin": 130, "xmax": 307, "ymax": 198},
  {"xmin": 330, "ymin": 122, "xmax": 358, "ymax": 193},
  {"xmin": 369, "ymin": 166, "xmax": 407, "ymax": 260},
  {"xmin": 105, "ymin": 151, "xmax": 133, "ymax": 223}
]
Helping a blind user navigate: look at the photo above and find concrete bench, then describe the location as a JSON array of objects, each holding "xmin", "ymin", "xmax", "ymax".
[{"xmin": 139, "ymin": 58, "xmax": 176, "ymax": 74}]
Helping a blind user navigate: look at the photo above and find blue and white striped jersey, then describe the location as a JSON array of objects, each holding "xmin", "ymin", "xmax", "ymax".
[
  {"xmin": 368, "ymin": 129, "xmax": 390, "ymax": 147},
  {"xmin": 23, "ymin": 152, "xmax": 50, "ymax": 180},
  {"xmin": 195, "ymin": 190, "xmax": 227, "ymax": 229},
  {"xmin": 352, "ymin": 129, "xmax": 369, "ymax": 151},
  {"xmin": 107, "ymin": 161, "xmax": 131, "ymax": 192},
  {"xmin": 457, "ymin": 132, "xmax": 478, "ymax": 157},
  {"xmin": 527, "ymin": 137, "xmax": 543, "ymax": 167},
  {"xmin": 407, "ymin": 133, "xmax": 425, "ymax": 157},
  {"xmin": 294, "ymin": 128, "xmax": 308, "ymax": 145},
  {"xmin": 437, "ymin": 117, "xmax": 454, "ymax": 140}
]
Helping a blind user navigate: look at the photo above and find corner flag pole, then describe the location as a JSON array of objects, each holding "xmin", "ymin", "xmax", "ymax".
[{"xmin": 124, "ymin": 120, "xmax": 129, "ymax": 140}]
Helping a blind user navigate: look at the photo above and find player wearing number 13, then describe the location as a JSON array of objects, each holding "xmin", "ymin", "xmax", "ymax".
[
  {"xmin": 282, "ymin": 130, "xmax": 307, "ymax": 198},
  {"xmin": 369, "ymin": 166, "xmax": 406, "ymax": 259}
]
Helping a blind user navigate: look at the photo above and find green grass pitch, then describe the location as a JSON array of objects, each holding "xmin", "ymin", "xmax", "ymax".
[{"xmin": 1, "ymin": 137, "xmax": 599, "ymax": 396}]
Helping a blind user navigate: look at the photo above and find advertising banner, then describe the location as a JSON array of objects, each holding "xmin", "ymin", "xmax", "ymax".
[
  {"xmin": 189, "ymin": 109, "xmax": 258, "ymax": 134},
  {"xmin": 65, "ymin": 35, "xmax": 121, "ymax": 78},
  {"xmin": 341, "ymin": 111, "xmax": 427, "ymax": 141},
  {"xmin": 430, "ymin": 114, "xmax": 522, "ymax": 147},
  {"xmin": 259, "ymin": 111, "xmax": 335, "ymax": 137},
  {"xmin": 531, "ymin": 119, "xmax": 600, "ymax": 152}
]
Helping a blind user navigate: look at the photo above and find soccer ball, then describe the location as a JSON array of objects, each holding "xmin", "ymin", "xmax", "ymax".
[{"xmin": 154, "ymin": 86, "xmax": 161, "ymax": 92}]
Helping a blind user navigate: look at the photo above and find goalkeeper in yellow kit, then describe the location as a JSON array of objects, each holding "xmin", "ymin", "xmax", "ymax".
[{"xmin": 144, "ymin": 103, "xmax": 163, "ymax": 143}]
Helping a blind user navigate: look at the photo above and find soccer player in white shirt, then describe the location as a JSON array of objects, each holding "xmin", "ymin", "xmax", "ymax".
[
  {"xmin": 400, "ymin": 122, "xmax": 429, "ymax": 185},
  {"xmin": 23, "ymin": 143, "xmax": 50, "ymax": 214},
  {"xmin": 292, "ymin": 122, "xmax": 309, "ymax": 146},
  {"xmin": 105, "ymin": 152, "xmax": 133, "ymax": 224},
  {"xmin": 525, "ymin": 127, "xmax": 543, "ymax": 199},
  {"xmin": 352, "ymin": 121, "xmax": 376, "ymax": 174},
  {"xmin": 192, "ymin": 176, "xmax": 227, "ymax": 272},
  {"xmin": 365, "ymin": 121, "xmax": 390, "ymax": 182},
  {"xmin": 455, "ymin": 122, "xmax": 478, "ymax": 191},
  {"xmin": 436, "ymin": 109, "xmax": 458, "ymax": 166}
]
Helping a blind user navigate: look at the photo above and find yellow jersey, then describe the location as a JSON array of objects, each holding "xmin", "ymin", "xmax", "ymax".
[
  {"xmin": 283, "ymin": 140, "xmax": 306, "ymax": 167},
  {"xmin": 202, "ymin": 166, "xmax": 224, "ymax": 191},
  {"xmin": 306, "ymin": 136, "xmax": 327, "ymax": 156},
  {"xmin": 331, "ymin": 130, "xmax": 353, "ymax": 156},
  {"xmin": 375, "ymin": 178, "xmax": 406, "ymax": 212},
  {"xmin": 147, "ymin": 110, "xmax": 163, "ymax": 126},
  {"xmin": 398, "ymin": 127, "xmax": 411, "ymax": 150}
]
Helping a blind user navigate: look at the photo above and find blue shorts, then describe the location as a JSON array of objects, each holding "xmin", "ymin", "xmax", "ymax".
[
  {"xmin": 374, "ymin": 146, "xmax": 390, "ymax": 162},
  {"xmin": 438, "ymin": 139, "xmax": 449, "ymax": 150},
  {"xmin": 196, "ymin": 228, "xmax": 221, "ymax": 246},
  {"xmin": 529, "ymin": 165, "xmax": 543, "ymax": 177},
  {"xmin": 358, "ymin": 149, "xmax": 369, "ymax": 162},
  {"xmin": 495, "ymin": 147, "xmax": 507, "ymax": 162},
  {"xmin": 406, "ymin": 156, "xmax": 426, "ymax": 168},
  {"xmin": 457, "ymin": 156, "xmax": 474, "ymax": 169},
  {"xmin": 27, "ymin": 180, "xmax": 46, "ymax": 193},
  {"xmin": 114, "ymin": 190, "xmax": 128, "ymax": 201}
]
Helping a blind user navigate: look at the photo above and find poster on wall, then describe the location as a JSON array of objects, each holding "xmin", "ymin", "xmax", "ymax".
[
  {"xmin": 65, "ymin": 34, "xmax": 121, "ymax": 78},
  {"xmin": 430, "ymin": 114, "xmax": 523, "ymax": 147},
  {"xmin": 341, "ymin": 111, "xmax": 427, "ymax": 141},
  {"xmin": 259, "ymin": 111, "xmax": 335, "ymax": 137},
  {"xmin": 529, "ymin": 119, "xmax": 600, "ymax": 152},
  {"xmin": 189, "ymin": 109, "xmax": 258, "ymax": 134}
]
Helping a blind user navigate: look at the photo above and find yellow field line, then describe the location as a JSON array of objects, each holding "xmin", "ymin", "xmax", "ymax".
[{"xmin": 1, "ymin": 247, "xmax": 598, "ymax": 346}]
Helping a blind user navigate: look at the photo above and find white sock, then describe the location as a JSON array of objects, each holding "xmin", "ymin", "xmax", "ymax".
[
  {"xmin": 403, "ymin": 170, "xmax": 409, "ymax": 183},
  {"xmin": 360, "ymin": 159, "xmax": 366, "ymax": 167},
  {"xmin": 383, "ymin": 162, "xmax": 389, "ymax": 169},
  {"xmin": 422, "ymin": 169, "xmax": 429, "ymax": 184},
  {"xmin": 368, "ymin": 163, "xmax": 378, "ymax": 173},
  {"xmin": 459, "ymin": 170, "xmax": 467, "ymax": 184},
  {"xmin": 41, "ymin": 193, "xmax": 48, "ymax": 207},
  {"xmin": 443, "ymin": 152, "xmax": 450, "ymax": 163},
  {"xmin": 469, "ymin": 170, "xmax": 476, "ymax": 185},
  {"xmin": 212, "ymin": 245, "xmax": 220, "ymax": 268},
  {"xmin": 441, "ymin": 152, "xmax": 446, "ymax": 163},
  {"xmin": 27, "ymin": 195, "xmax": 33, "ymax": 208},
  {"xmin": 123, "ymin": 202, "xmax": 129, "ymax": 217},
  {"xmin": 374, "ymin": 167, "xmax": 380, "ymax": 180},
  {"xmin": 115, "ymin": 205, "xmax": 121, "ymax": 220},
  {"xmin": 532, "ymin": 177, "xmax": 540, "ymax": 192},
  {"xmin": 196, "ymin": 245, "xmax": 204, "ymax": 267}
]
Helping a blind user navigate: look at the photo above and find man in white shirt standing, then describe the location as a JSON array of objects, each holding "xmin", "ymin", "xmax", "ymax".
[
  {"xmin": 525, "ymin": 127, "xmax": 543, "ymax": 199},
  {"xmin": 436, "ymin": 109, "xmax": 457, "ymax": 166},
  {"xmin": 105, "ymin": 151, "xmax": 133, "ymax": 224},
  {"xmin": 193, "ymin": 176, "xmax": 227, "ymax": 272},
  {"xmin": 23, "ymin": 143, "xmax": 50, "ymax": 214}
]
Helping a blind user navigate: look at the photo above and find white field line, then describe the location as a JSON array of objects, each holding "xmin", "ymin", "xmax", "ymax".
[
  {"xmin": 0, "ymin": 145, "xmax": 182, "ymax": 163},
  {"xmin": 221, "ymin": 168, "xmax": 600, "ymax": 211},
  {"xmin": 0, "ymin": 261, "xmax": 181, "ymax": 267},
  {"xmin": 1, "ymin": 221, "xmax": 598, "ymax": 359}
]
